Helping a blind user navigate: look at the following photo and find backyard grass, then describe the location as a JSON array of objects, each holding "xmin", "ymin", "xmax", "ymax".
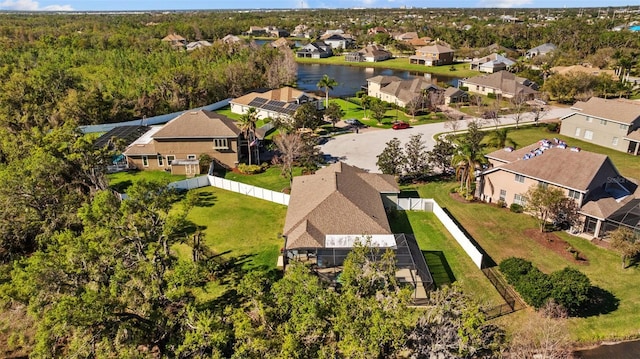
[
  {"xmin": 389, "ymin": 210, "xmax": 503, "ymax": 308},
  {"xmin": 107, "ymin": 170, "xmax": 186, "ymax": 192},
  {"xmin": 296, "ymin": 56, "xmax": 480, "ymax": 78},
  {"xmin": 484, "ymin": 125, "xmax": 640, "ymax": 179},
  {"xmin": 223, "ymin": 166, "xmax": 302, "ymax": 192},
  {"xmin": 406, "ymin": 180, "xmax": 640, "ymax": 343},
  {"xmin": 331, "ymin": 98, "xmax": 447, "ymax": 128}
]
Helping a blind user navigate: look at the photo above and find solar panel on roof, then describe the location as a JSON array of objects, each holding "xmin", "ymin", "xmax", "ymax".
[
  {"xmin": 267, "ymin": 100, "xmax": 286, "ymax": 108},
  {"xmin": 248, "ymin": 97, "xmax": 268, "ymax": 107}
]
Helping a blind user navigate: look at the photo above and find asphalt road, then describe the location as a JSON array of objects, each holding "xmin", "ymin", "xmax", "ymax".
[{"xmin": 320, "ymin": 106, "xmax": 574, "ymax": 173}]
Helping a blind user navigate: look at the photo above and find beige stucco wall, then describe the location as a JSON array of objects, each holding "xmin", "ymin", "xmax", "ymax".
[
  {"xmin": 560, "ymin": 113, "xmax": 634, "ymax": 152},
  {"xmin": 127, "ymin": 137, "xmax": 241, "ymax": 172},
  {"xmin": 459, "ymin": 80, "xmax": 500, "ymax": 97},
  {"xmin": 480, "ymin": 170, "xmax": 583, "ymax": 206}
]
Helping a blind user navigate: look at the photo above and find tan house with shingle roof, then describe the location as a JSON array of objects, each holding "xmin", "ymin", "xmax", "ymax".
[
  {"xmin": 409, "ymin": 44, "xmax": 454, "ymax": 66},
  {"xmin": 458, "ymin": 70, "xmax": 538, "ymax": 100},
  {"xmin": 478, "ymin": 141, "xmax": 639, "ymax": 238},
  {"xmin": 161, "ymin": 33, "xmax": 187, "ymax": 48},
  {"xmin": 124, "ymin": 110, "xmax": 242, "ymax": 175},
  {"xmin": 366, "ymin": 75, "xmax": 442, "ymax": 107},
  {"xmin": 344, "ymin": 45, "xmax": 392, "ymax": 63},
  {"xmin": 560, "ymin": 97, "xmax": 640, "ymax": 155},
  {"xmin": 283, "ymin": 162, "xmax": 433, "ymax": 295},
  {"xmin": 230, "ymin": 87, "xmax": 322, "ymax": 120}
]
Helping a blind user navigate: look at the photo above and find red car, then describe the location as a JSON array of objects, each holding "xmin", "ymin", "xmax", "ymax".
[{"xmin": 392, "ymin": 121, "xmax": 410, "ymax": 130}]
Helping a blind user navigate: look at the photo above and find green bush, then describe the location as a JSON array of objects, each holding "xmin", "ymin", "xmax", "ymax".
[
  {"xmin": 546, "ymin": 122, "xmax": 559, "ymax": 132},
  {"xmin": 499, "ymin": 257, "xmax": 534, "ymax": 284},
  {"xmin": 237, "ymin": 163, "xmax": 265, "ymax": 175},
  {"xmin": 459, "ymin": 86, "xmax": 469, "ymax": 91},
  {"xmin": 487, "ymin": 93, "xmax": 496, "ymax": 99},
  {"xmin": 496, "ymin": 199, "xmax": 506, "ymax": 208},
  {"xmin": 516, "ymin": 268, "xmax": 553, "ymax": 309},
  {"xmin": 509, "ymin": 203, "xmax": 523, "ymax": 213},
  {"xmin": 549, "ymin": 267, "xmax": 591, "ymax": 316}
]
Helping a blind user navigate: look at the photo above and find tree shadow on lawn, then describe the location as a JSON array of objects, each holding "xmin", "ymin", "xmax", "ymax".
[
  {"xmin": 441, "ymin": 207, "xmax": 498, "ymax": 268},
  {"xmin": 423, "ymin": 250, "xmax": 456, "ymax": 287},
  {"xmin": 191, "ymin": 190, "xmax": 217, "ymax": 207},
  {"xmin": 575, "ymin": 286, "xmax": 619, "ymax": 318}
]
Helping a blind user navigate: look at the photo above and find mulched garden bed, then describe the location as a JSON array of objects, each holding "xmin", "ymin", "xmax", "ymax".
[{"xmin": 524, "ymin": 228, "xmax": 589, "ymax": 265}]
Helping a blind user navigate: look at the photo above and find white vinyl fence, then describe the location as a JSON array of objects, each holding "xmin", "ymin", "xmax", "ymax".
[
  {"xmin": 168, "ymin": 176, "xmax": 211, "ymax": 191},
  {"xmin": 397, "ymin": 198, "xmax": 484, "ymax": 269},
  {"xmin": 208, "ymin": 175, "xmax": 290, "ymax": 206}
]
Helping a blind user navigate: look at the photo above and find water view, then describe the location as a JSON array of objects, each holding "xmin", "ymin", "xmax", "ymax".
[
  {"xmin": 296, "ymin": 63, "xmax": 461, "ymax": 97},
  {"xmin": 574, "ymin": 340, "xmax": 640, "ymax": 359}
]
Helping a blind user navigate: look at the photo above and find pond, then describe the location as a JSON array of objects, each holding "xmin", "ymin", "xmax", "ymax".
[
  {"xmin": 574, "ymin": 340, "xmax": 640, "ymax": 358},
  {"xmin": 296, "ymin": 63, "xmax": 461, "ymax": 97}
]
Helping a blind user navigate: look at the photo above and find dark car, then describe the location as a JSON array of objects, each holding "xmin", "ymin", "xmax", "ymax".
[
  {"xmin": 345, "ymin": 118, "xmax": 367, "ymax": 128},
  {"xmin": 392, "ymin": 121, "xmax": 410, "ymax": 130}
]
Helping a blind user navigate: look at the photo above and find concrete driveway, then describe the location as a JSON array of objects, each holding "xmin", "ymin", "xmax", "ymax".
[{"xmin": 320, "ymin": 106, "xmax": 574, "ymax": 173}]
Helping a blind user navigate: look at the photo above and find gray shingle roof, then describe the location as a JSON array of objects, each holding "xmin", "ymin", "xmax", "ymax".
[
  {"xmin": 152, "ymin": 110, "xmax": 241, "ymax": 139},
  {"xmin": 566, "ymin": 97, "xmax": 640, "ymax": 125}
]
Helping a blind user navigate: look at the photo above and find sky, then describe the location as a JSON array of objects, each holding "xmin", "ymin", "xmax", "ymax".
[{"xmin": 0, "ymin": 0, "xmax": 637, "ymax": 11}]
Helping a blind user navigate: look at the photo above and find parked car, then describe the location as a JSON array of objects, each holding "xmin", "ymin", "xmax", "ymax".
[
  {"xmin": 392, "ymin": 121, "xmax": 410, "ymax": 130},
  {"xmin": 345, "ymin": 118, "xmax": 368, "ymax": 128}
]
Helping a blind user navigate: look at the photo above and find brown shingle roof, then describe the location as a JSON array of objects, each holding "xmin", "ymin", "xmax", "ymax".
[
  {"xmin": 625, "ymin": 129, "xmax": 640, "ymax": 142},
  {"xmin": 162, "ymin": 33, "xmax": 185, "ymax": 42},
  {"xmin": 491, "ymin": 146, "xmax": 615, "ymax": 191},
  {"xmin": 462, "ymin": 71, "xmax": 538, "ymax": 97},
  {"xmin": 284, "ymin": 162, "xmax": 398, "ymax": 250},
  {"xmin": 567, "ymin": 97, "xmax": 640, "ymax": 125},
  {"xmin": 232, "ymin": 87, "xmax": 318, "ymax": 106},
  {"xmin": 152, "ymin": 110, "xmax": 240, "ymax": 139},
  {"xmin": 415, "ymin": 44, "xmax": 454, "ymax": 54}
]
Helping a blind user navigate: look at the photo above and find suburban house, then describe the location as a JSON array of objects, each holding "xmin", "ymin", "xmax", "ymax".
[
  {"xmin": 367, "ymin": 26, "xmax": 388, "ymax": 35},
  {"xmin": 292, "ymin": 24, "xmax": 311, "ymax": 38},
  {"xmin": 283, "ymin": 162, "xmax": 433, "ymax": 300},
  {"xmin": 270, "ymin": 37, "xmax": 292, "ymax": 49},
  {"xmin": 344, "ymin": 45, "xmax": 392, "ymax": 62},
  {"xmin": 221, "ymin": 34, "xmax": 242, "ymax": 45},
  {"xmin": 525, "ymin": 43, "xmax": 556, "ymax": 58},
  {"xmin": 477, "ymin": 140, "xmax": 640, "ymax": 238},
  {"xmin": 394, "ymin": 31, "xmax": 419, "ymax": 41},
  {"xmin": 320, "ymin": 33, "xmax": 355, "ymax": 49},
  {"xmin": 186, "ymin": 40, "xmax": 212, "ymax": 51},
  {"xmin": 406, "ymin": 37, "xmax": 433, "ymax": 48},
  {"xmin": 230, "ymin": 87, "xmax": 323, "ymax": 120},
  {"xmin": 444, "ymin": 87, "xmax": 469, "ymax": 105},
  {"xmin": 458, "ymin": 70, "xmax": 538, "ymax": 99},
  {"xmin": 123, "ymin": 110, "xmax": 242, "ymax": 175},
  {"xmin": 161, "ymin": 33, "xmax": 187, "ymax": 48},
  {"xmin": 559, "ymin": 97, "xmax": 640, "ymax": 155},
  {"xmin": 469, "ymin": 53, "xmax": 516, "ymax": 73},
  {"xmin": 366, "ymin": 75, "xmax": 443, "ymax": 107},
  {"xmin": 296, "ymin": 41, "xmax": 333, "ymax": 58},
  {"xmin": 409, "ymin": 44, "xmax": 454, "ymax": 66},
  {"xmin": 94, "ymin": 125, "xmax": 151, "ymax": 173}
]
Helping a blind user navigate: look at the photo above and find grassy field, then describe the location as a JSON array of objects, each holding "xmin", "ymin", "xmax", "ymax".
[
  {"xmin": 296, "ymin": 56, "xmax": 480, "ymax": 78},
  {"xmin": 406, "ymin": 180, "xmax": 640, "ymax": 343},
  {"xmin": 484, "ymin": 125, "xmax": 640, "ymax": 179},
  {"xmin": 390, "ymin": 210, "xmax": 503, "ymax": 307},
  {"xmin": 331, "ymin": 98, "xmax": 447, "ymax": 128},
  {"xmin": 107, "ymin": 170, "xmax": 186, "ymax": 192},
  {"xmin": 223, "ymin": 166, "xmax": 301, "ymax": 192}
]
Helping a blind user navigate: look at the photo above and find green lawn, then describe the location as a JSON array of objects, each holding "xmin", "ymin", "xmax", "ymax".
[
  {"xmin": 406, "ymin": 180, "xmax": 640, "ymax": 343},
  {"xmin": 174, "ymin": 186, "xmax": 288, "ymax": 271},
  {"xmin": 485, "ymin": 125, "xmax": 640, "ymax": 179},
  {"xmin": 390, "ymin": 210, "xmax": 503, "ymax": 308},
  {"xmin": 296, "ymin": 56, "xmax": 480, "ymax": 78},
  {"xmin": 331, "ymin": 98, "xmax": 446, "ymax": 128},
  {"xmin": 107, "ymin": 170, "xmax": 187, "ymax": 192},
  {"xmin": 223, "ymin": 166, "xmax": 302, "ymax": 192}
]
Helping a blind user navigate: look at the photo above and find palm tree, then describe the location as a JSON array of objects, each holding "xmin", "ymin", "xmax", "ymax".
[
  {"xmin": 238, "ymin": 107, "xmax": 259, "ymax": 165},
  {"xmin": 451, "ymin": 142, "xmax": 487, "ymax": 195},
  {"xmin": 317, "ymin": 74, "xmax": 338, "ymax": 108},
  {"xmin": 487, "ymin": 128, "xmax": 517, "ymax": 149}
]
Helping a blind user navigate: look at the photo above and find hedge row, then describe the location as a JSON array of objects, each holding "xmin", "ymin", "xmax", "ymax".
[{"xmin": 499, "ymin": 257, "xmax": 591, "ymax": 316}]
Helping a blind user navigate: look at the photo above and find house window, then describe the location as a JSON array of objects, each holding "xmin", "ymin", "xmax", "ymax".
[
  {"xmin": 568, "ymin": 189, "xmax": 581, "ymax": 200},
  {"xmin": 158, "ymin": 156, "xmax": 164, "ymax": 166},
  {"xmin": 187, "ymin": 154, "xmax": 197, "ymax": 160},
  {"xmin": 142, "ymin": 155, "xmax": 149, "ymax": 167},
  {"xmin": 213, "ymin": 138, "xmax": 229, "ymax": 150},
  {"xmin": 620, "ymin": 124, "xmax": 629, "ymax": 131},
  {"xmin": 514, "ymin": 193, "xmax": 526, "ymax": 205},
  {"xmin": 539, "ymin": 181, "xmax": 548, "ymax": 189},
  {"xmin": 599, "ymin": 119, "xmax": 607, "ymax": 125},
  {"xmin": 515, "ymin": 174, "xmax": 525, "ymax": 183},
  {"xmin": 586, "ymin": 116, "xmax": 592, "ymax": 123},
  {"xmin": 584, "ymin": 130, "xmax": 593, "ymax": 140},
  {"xmin": 499, "ymin": 189, "xmax": 506, "ymax": 201},
  {"xmin": 167, "ymin": 155, "xmax": 175, "ymax": 165},
  {"xmin": 612, "ymin": 137, "xmax": 619, "ymax": 146},
  {"xmin": 575, "ymin": 127, "xmax": 581, "ymax": 137}
]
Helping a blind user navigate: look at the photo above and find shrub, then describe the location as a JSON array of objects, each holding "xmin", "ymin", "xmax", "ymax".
[
  {"xmin": 549, "ymin": 267, "xmax": 591, "ymax": 316},
  {"xmin": 510, "ymin": 203, "xmax": 523, "ymax": 213},
  {"xmin": 459, "ymin": 86, "xmax": 469, "ymax": 91},
  {"xmin": 546, "ymin": 122, "xmax": 559, "ymax": 132},
  {"xmin": 496, "ymin": 199, "xmax": 506, "ymax": 208},
  {"xmin": 499, "ymin": 257, "xmax": 534, "ymax": 284},
  {"xmin": 516, "ymin": 268, "xmax": 553, "ymax": 309},
  {"xmin": 487, "ymin": 93, "xmax": 496, "ymax": 99},
  {"xmin": 237, "ymin": 163, "xmax": 265, "ymax": 175}
]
